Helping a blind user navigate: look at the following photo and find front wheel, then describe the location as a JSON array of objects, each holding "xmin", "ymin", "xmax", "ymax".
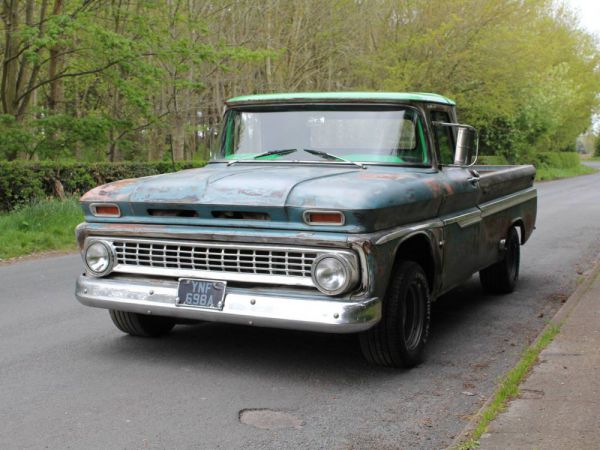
[
  {"xmin": 109, "ymin": 310, "xmax": 176, "ymax": 337},
  {"xmin": 479, "ymin": 226, "xmax": 520, "ymax": 294},
  {"xmin": 359, "ymin": 261, "xmax": 431, "ymax": 368}
]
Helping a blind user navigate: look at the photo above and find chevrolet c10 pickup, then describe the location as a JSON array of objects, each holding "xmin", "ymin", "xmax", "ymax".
[{"xmin": 75, "ymin": 92, "xmax": 537, "ymax": 368}]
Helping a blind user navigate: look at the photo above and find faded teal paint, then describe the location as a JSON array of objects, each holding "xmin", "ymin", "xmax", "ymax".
[
  {"xmin": 75, "ymin": 95, "xmax": 538, "ymax": 341},
  {"xmin": 80, "ymin": 164, "xmax": 444, "ymax": 234},
  {"xmin": 226, "ymin": 92, "xmax": 455, "ymax": 106}
]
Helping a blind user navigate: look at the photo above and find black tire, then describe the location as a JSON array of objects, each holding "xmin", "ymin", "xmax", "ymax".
[
  {"xmin": 480, "ymin": 226, "xmax": 520, "ymax": 294},
  {"xmin": 359, "ymin": 261, "xmax": 431, "ymax": 368},
  {"xmin": 109, "ymin": 310, "xmax": 176, "ymax": 337}
]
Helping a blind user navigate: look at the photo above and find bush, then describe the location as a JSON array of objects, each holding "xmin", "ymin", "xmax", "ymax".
[
  {"xmin": 595, "ymin": 137, "xmax": 600, "ymax": 158},
  {"xmin": 533, "ymin": 152, "xmax": 579, "ymax": 169},
  {"xmin": 0, "ymin": 161, "xmax": 207, "ymax": 212},
  {"xmin": 477, "ymin": 155, "xmax": 509, "ymax": 165}
]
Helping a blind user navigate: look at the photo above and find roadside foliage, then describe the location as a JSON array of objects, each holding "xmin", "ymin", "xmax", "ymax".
[
  {"xmin": 0, "ymin": 0, "xmax": 598, "ymax": 164},
  {"xmin": 0, "ymin": 161, "xmax": 206, "ymax": 212}
]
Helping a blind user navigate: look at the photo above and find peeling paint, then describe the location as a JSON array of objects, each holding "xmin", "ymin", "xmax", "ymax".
[
  {"xmin": 357, "ymin": 173, "xmax": 412, "ymax": 181},
  {"xmin": 80, "ymin": 178, "xmax": 139, "ymax": 202}
]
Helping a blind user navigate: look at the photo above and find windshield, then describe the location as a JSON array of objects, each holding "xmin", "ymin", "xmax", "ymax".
[{"xmin": 218, "ymin": 107, "xmax": 430, "ymax": 165}]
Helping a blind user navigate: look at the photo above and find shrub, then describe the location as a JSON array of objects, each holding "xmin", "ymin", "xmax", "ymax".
[
  {"xmin": 0, "ymin": 161, "xmax": 207, "ymax": 212},
  {"xmin": 595, "ymin": 137, "xmax": 600, "ymax": 158},
  {"xmin": 533, "ymin": 152, "xmax": 579, "ymax": 169},
  {"xmin": 477, "ymin": 155, "xmax": 509, "ymax": 165}
]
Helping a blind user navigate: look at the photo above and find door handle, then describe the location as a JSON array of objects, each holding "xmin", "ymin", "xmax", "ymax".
[{"xmin": 467, "ymin": 176, "xmax": 479, "ymax": 185}]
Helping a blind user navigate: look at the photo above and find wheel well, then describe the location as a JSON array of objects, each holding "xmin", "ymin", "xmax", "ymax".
[
  {"xmin": 394, "ymin": 233, "xmax": 436, "ymax": 290},
  {"xmin": 512, "ymin": 219, "xmax": 525, "ymax": 244}
]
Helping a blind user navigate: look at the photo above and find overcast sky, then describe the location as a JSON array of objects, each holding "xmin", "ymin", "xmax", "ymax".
[
  {"xmin": 565, "ymin": 0, "xmax": 600, "ymax": 37},
  {"xmin": 565, "ymin": 0, "xmax": 600, "ymax": 134}
]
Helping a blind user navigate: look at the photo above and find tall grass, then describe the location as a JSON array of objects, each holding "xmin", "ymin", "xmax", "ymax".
[
  {"xmin": 0, "ymin": 198, "xmax": 83, "ymax": 260},
  {"xmin": 535, "ymin": 164, "xmax": 596, "ymax": 181}
]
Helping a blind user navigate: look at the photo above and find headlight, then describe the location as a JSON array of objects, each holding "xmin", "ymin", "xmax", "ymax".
[
  {"xmin": 311, "ymin": 254, "xmax": 358, "ymax": 296},
  {"xmin": 84, "ymin": 241, "xmax": 113, "ymax": 276}
]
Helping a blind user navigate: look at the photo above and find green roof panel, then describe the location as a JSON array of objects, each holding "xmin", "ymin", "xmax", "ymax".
[{"xmin": 226, "ymin": 91, "xmax": 455, "ymax": 106}]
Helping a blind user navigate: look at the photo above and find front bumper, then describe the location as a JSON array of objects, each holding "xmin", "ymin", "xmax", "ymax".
[{"xmin": 75, "ymin": 275, "xmax": 381, "ymax": 333}]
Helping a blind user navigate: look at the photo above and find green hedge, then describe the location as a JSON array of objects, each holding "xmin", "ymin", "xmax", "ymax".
[
  {"xmin": 477, "ymin": 155, "xmax": 509, "ymax": 165},
  {"xmin": 0, "ymin": 152, "xmax": 582, "ymax": 212},
  {"xmin": 534, "ymin": 152, "xmax": 580, "ymax": 169},
  {"xmin": 0, "ymin": 161, "xmax": 207, "ymax": 212},
  {"xmin": 478, "ymin": 152, "xmax": 580, "ymax": 168}
]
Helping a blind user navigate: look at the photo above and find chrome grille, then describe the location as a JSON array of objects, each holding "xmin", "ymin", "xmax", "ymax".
[{"xmin": 112, "ymin": 239, "xmax": 317, "ymax": 278}]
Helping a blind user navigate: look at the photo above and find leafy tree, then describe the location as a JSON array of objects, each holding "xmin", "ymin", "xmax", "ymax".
[{"xmin": 0, "ymin": 0, "xmax": 598, "ymax": 163}]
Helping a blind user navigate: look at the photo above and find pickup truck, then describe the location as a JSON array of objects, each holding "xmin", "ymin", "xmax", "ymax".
[{"xmin": 75, "ymin": 92, "xmax": 537, "ymax": 368}]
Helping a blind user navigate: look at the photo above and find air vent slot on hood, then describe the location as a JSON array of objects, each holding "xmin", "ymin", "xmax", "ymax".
[
  {"xmin": 148, "ymin": 209, "xmax": 198, "ymax": 217},
  {"xmin": 212, "ymin": 211, "xmax": 270, "ymax": 221}
]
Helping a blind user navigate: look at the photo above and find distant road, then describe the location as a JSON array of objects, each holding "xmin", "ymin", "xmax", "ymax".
[{"xmin": 2, "ymin": 163, "xmax": 600, "ymax": 449}]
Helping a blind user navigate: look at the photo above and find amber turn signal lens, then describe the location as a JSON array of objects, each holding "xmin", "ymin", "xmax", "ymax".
[
  {"xmin": 92, "ymin": 204, "xmax": 121, "ymax": 217},
  {"xmin": 305, "ymin": 211, "xmax": 344, "ymax": 225}
]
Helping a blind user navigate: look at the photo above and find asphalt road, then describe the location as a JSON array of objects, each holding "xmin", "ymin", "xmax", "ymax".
[{"xmin": 2, "ymin": 164, "xmax": 600, "ymax": 449}]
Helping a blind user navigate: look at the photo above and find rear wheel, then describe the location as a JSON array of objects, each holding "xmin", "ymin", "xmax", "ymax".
[
  {"xmin": 479, "ymin": 226, "xmax": 520, "ymax": 294},
  {"xmin": 359, "ymin": 261, "xmax": 431, "ymax": 368},
  {"xmin": 109, "ymin": 310, "xmax": 176, "ymax": 337}
]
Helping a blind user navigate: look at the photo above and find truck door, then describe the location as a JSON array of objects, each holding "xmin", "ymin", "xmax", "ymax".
[{"xmin": 430, "ymin": 110, "xmax": 482, "ymax": 292}]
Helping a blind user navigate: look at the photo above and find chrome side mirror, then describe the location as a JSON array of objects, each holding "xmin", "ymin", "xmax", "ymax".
[
  {"xmin": 433, "ymin": 121, "xmax": 479, "ymax": 166},
  {"xmin": 455, "ymin": 125, "xmax": 478, "ymax": 166}
]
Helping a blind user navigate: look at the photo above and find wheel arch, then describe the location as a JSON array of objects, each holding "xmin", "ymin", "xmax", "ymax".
[
  {"xmin": 391, "ymin": 231, "xmax": 440, "ymax": 293},
  {"xmin": 511, "ymin": 217, "xmax": 526, "ymax": 244}
]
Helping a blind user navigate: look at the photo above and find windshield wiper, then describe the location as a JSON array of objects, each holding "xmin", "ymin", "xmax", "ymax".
[
  {"xmin": 226, "ymin": 148, "xmax": 297, "ymax": 166},
  {"xmin": 303, "ymin": 149, "xmax": 366, "ymax": 169}
]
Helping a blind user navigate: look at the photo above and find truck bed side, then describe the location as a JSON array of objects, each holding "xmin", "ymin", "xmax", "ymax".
[{"xmin": 474, "ymin": 164, "xmax": 536, "ymax": 203}]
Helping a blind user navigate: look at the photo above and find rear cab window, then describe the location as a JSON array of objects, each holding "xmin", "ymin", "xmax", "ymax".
[{"xmin": 430, "ymin": 110, "xmax": 455, "ymax": 165}]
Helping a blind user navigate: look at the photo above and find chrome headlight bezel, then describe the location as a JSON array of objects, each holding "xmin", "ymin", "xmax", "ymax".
[
  {"xmin": 83, "ymin": 240, "xmax": 115, "ymax": 277},
  {"xmin": 311, "ymin": 253, "xmax": 359, "ymax": 296}
]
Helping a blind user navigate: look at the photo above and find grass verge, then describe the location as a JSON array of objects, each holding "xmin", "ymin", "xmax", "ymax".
[
  {"xmin": 535, "ymin": 164, "xmax": 596, "ymax": 181},
  {"xmin": 454, "ymin": 323, "xmax": 561, "ymax": 449},
  {"xmin": 0, "ymin": 198, "xmax": 83, "ymax": 260}
]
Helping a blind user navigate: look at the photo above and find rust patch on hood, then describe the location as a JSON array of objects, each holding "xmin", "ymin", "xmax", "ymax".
[
  {"xmin": 237, "ymin": 188, "xmax": 286, "ymax": 199},
  {"xmin": 80, "ymin": 178, "xmax": 139, "ymax": 202},
  {"xmin": 357, "ymin": 173, "xmax": 413, "ymax": 181}
]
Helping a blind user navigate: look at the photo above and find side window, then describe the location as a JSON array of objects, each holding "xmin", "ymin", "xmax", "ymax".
[{"xmin": 431, "ymin": 111, "xmax": 454, "ymax": 165}]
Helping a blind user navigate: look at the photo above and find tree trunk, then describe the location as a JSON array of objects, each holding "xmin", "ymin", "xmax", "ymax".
[
  {"xmin": 171, "ymin": 113, "xmax": 185, "ymax": 161},
  {"xmin": 1, "ymin": 1, "xmax": 21, "ymax": 116},
  {"xmin": 48, "ymin": 0, "xmax": 64, "ymax": 112}
]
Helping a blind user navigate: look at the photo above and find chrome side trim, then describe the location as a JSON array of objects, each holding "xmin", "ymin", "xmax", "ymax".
[
  {"xmin": 75, "ymin": 275, "xmax": 381, "ymax": 333},
  {"xmin": 374, "ymin": 187, "xmax": 536, "ymax": 246},
  {"xmin": 375, "ymin": 219, "xmax": 443, "ymax": 245},
  {"xmin": 480, "ymin": 187, "xmax": 537, "ymax": 218},
  {"xmin": 443, "ymin": 209, "xmax": 482, "ymax": 228}
]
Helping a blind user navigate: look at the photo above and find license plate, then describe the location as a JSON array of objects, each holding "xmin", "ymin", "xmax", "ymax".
[{"xmin": 176, "ymin": 278, "xmax": 226, "ymax": 310}]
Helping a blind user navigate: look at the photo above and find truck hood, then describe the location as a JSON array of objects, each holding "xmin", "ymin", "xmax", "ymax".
[{"xmin": 81, "ymin": 163, "xmax": 447, "ymax": 232}]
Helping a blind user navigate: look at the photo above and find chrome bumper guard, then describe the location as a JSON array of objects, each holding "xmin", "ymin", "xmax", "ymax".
[{"xmin": 75, "ymin": 275, "xmax": 381, "ymax": 333}]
